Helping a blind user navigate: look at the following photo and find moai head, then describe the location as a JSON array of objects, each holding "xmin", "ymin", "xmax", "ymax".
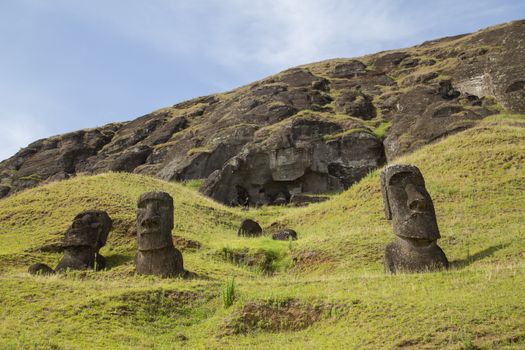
[
  {"xmin": 63, "ymin": 210, "xmax": 113, "ymax": 250},
  {"xmin": 380, "ymin": 164, "xmax": 440, "ymax": 241},
  {"xmin": 137, "ymin": 192, "xmax": 174, "ymax": 251}
]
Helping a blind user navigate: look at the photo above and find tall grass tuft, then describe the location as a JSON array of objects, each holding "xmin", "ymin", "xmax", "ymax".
[{"xmin": 222, "ymin": 277, "xmax": 236, "ymax": 308}]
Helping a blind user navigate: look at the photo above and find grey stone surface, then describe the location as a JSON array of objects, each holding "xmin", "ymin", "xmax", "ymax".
[{"xmin": 272, "ymin": 229, "xmax": 298, "ymax": 241}]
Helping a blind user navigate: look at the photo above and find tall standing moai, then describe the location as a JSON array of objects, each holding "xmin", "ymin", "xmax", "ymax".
[
  {"xmin": 380, "ymin": 164, "xmax": 448, "ymax": 273},
  {"xmin": 135, "ymin": 192, "xmax": 184, "ymax": 277},
  {"xmin": 29, "ymin": 210, "xmax": 113, "ymax": 275}
]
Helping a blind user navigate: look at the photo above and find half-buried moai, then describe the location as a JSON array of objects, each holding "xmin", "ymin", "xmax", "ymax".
[
  {"xmin": 135, "ymin": 192, "xmax": 184, "ymax": 277},
  {"xmin": 380, "ymin": 164, "xmax": 448, "ymax": 273},
  {"xmin": 29, "ymin": 210, "xmax": 113, "ymax": 275},
  {"xmin": 237, "ymin": 219, "xmax": 263, "ymax": 237}
]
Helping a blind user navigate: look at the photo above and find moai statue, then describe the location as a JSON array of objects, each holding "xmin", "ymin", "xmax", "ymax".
[
  {"xmin": 29, "ymin": 210, "xmax": 112, "ymax": 275},
  {"xmin": 380, "ymin": 164, "xmax": 448, "ymax": 273},
  {"xmin": 55, "ymin": 210, "xmax": 113, "ymax": 272},
  {"xmin": 237, "ymin": 219, "xmax": 263, "ymax": 237},
  {"xmin": 135, "ymin": 192, "xmax": 184, "ymax": 277}
]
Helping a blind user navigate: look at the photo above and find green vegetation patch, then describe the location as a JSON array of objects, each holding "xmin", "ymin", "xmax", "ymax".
[{"xmin": 0, "ymin": 116, "xmax": 524, "ymax": 349}]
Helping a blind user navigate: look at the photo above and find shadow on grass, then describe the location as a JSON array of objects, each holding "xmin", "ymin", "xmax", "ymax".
[
  {"xmin": 105, "ymin": 253, "xmax": 134, "ymax": 268},
  {"xmin": 450, "ymin": 244, "xmax": 508, "ymax": 269}
]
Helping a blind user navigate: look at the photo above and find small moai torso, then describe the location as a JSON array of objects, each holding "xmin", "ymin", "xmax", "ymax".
[
  {"xmin": 237, "ymin": 219, "xmax": 263, "ymax": 237},
  {"xmin": 55, "ymin": 210, "xmax": 113, "ymax": 272},
  {"xmin": 380, "ymin": 164, "xmax": 448, "ymax": 273},
  {"xmin": 135, "ymin": 192, "xmax": 184, "ymax": 277}
]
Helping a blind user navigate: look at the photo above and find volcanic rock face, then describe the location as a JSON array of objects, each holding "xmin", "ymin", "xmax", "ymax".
[
  {"xmin": 201, "ymin": 115, "xmax": 385, "ymax": 205},
  {"xmin": 1, "ymin": 20, "xmax": 524, "ymax": 201}
]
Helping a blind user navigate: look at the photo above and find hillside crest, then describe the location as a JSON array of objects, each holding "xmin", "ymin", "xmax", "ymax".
[{"xmin": 1, "ymin": 20, "xmax": 524, "ymax": 204}]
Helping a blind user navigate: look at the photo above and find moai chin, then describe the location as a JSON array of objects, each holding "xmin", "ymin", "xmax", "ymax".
[
  {"xmin": 55, "ymin": 210, "xmax": 112, "ymax": 272},
  {"xmin": 135, "ymin": 192, "xmax": 184, "ymax": 277},
  {"xmin": 380, "ymin": 164, "xmax": 448, "ymax": 273}
]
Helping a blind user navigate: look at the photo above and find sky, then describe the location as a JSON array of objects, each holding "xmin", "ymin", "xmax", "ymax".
[{"xmin": 0, "ymin": 0, "xmax": 524, "ymax": 161}]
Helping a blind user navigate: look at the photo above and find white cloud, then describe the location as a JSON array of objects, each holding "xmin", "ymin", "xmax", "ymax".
[
  {"xmin": 0, "ymin": 113, "xmax": 50, "ymax": 161},
  {"xmin": 27, "ymin": 0, "xmax": 523, "ymax": 77},
  {"xmin": 206, "ymin": 0, "xmax": 415, "ymax": 68},
  {"xmin": 31, "ymin": 0, "xmax": 417, "ymax": 70}
]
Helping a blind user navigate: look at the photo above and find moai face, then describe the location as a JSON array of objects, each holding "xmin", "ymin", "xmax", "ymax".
[
  {"xmin": 63, "ymin": 211, "xmax": 112, "ymax": 249},
  {"xmin": 137, "ymin": 192, "xmax": 174, "ymax": 251},
  {"xmin": 380, "ymin": 164, "xmax": 440, "ymax": 241}
]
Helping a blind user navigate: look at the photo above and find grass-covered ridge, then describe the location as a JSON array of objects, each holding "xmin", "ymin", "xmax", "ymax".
[{"xmin": 0, "ymin": 116, "xmax": 524, "ymax": 349}]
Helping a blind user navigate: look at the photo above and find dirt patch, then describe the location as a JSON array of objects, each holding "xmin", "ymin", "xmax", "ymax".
[
  {"xmin": 291, "ymin": 250, "xmax": 333, "ymax": 271},
  {"xmin": 222, "ymin": 299, "xmax": 341, "ymax": 335},
  {"xmin": 173, "ymin": 235, "xmax": 202, "ymax": 250}
]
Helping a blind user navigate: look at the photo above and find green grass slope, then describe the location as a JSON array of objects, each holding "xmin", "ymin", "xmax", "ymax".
[{"xmin": 0, "ymin": 115, "xmax": 524, "ymax": 349}]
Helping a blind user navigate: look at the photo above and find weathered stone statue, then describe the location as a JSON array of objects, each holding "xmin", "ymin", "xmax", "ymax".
[
  {"xmin": 55, "ymin": 210, "xmax": 112, "ymax": 271},
  {"xmin": 237, "ymin": 219, "xmax": 263, "ymax": 237},
  {"xmin": 135, "ymin": 192, "xmax": 184, "ymax": 277},
  {"xmin": 28, "ymin": 210, "xmax": 113, "ymax": 275},
  {"xmin": 380, "ymin": 164, "xmax": 448, "ymax": 273}
]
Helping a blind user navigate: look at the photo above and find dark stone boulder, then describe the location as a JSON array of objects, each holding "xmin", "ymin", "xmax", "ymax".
[
  {"xmin": 372, "ymin": 52, "xmax": 409, "ymax": 72},
  {"xmin": 28, "ymin": 263, "xmax": 55, "ymax": 276},
  {"xmin": 335, "ymin": 90, "xmax": 376, "ymax": 120},
  {"xmin": 438, "ymin": 80, "xmax": 461, "ymax": 99},
  {"xmin": 238, "ymin": 219, "xmax": 263, "ymax": 237},
  {"xmin": 329, "ymin": 60, "xmax": 367, "ymax": 78},
  {"xmin": 272, "ymin": 229, "xmax": 298, "ymax": 241},
  {"xmin": 272, "ymin": 193, "xmax": 288, "ymax": 206},
  {"xmin": 0, "ymin": 185, "xmax": 10, "ymax": 199},
  {"xmin": 278, "ymin": 68, "xmax": 330, "ymax": 89}
]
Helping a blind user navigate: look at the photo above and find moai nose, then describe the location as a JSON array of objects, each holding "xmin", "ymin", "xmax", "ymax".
[
  {"xmin": 141, "ymin": 215, "xmax": 160, "ymax": 227},
  {"xmin": 406, "ymin": 183, "xmax": 427, "ymax": 211}
]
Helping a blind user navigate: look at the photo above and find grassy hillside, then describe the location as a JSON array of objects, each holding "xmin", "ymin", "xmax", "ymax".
[{"xmin": 0, "ymin": 115, "xmax": 524, "ymax": 349}]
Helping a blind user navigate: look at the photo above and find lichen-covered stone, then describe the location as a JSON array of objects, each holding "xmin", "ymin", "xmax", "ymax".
[{"xmin": 28, "ymin": 263, "xmax": 55, "ymax": 276}]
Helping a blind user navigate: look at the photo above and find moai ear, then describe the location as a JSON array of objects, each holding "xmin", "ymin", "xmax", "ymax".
[{"xmin": 380, "ymin": 170, "xmax": 392, "ymax": 220}]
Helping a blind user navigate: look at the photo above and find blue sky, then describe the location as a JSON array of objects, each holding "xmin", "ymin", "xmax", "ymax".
[{"xmin": 1, "ymin": 0, "xmax": 524, "ymax": 160}]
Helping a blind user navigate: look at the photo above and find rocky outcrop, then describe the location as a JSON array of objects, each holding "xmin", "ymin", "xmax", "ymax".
[
  {"xmin": 1, "ymin": 20, "xmax": 524, "ymax": 201},
  {"xmin": 201, "ymin": 115, "xmax": 385, "ymax": 205}
]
